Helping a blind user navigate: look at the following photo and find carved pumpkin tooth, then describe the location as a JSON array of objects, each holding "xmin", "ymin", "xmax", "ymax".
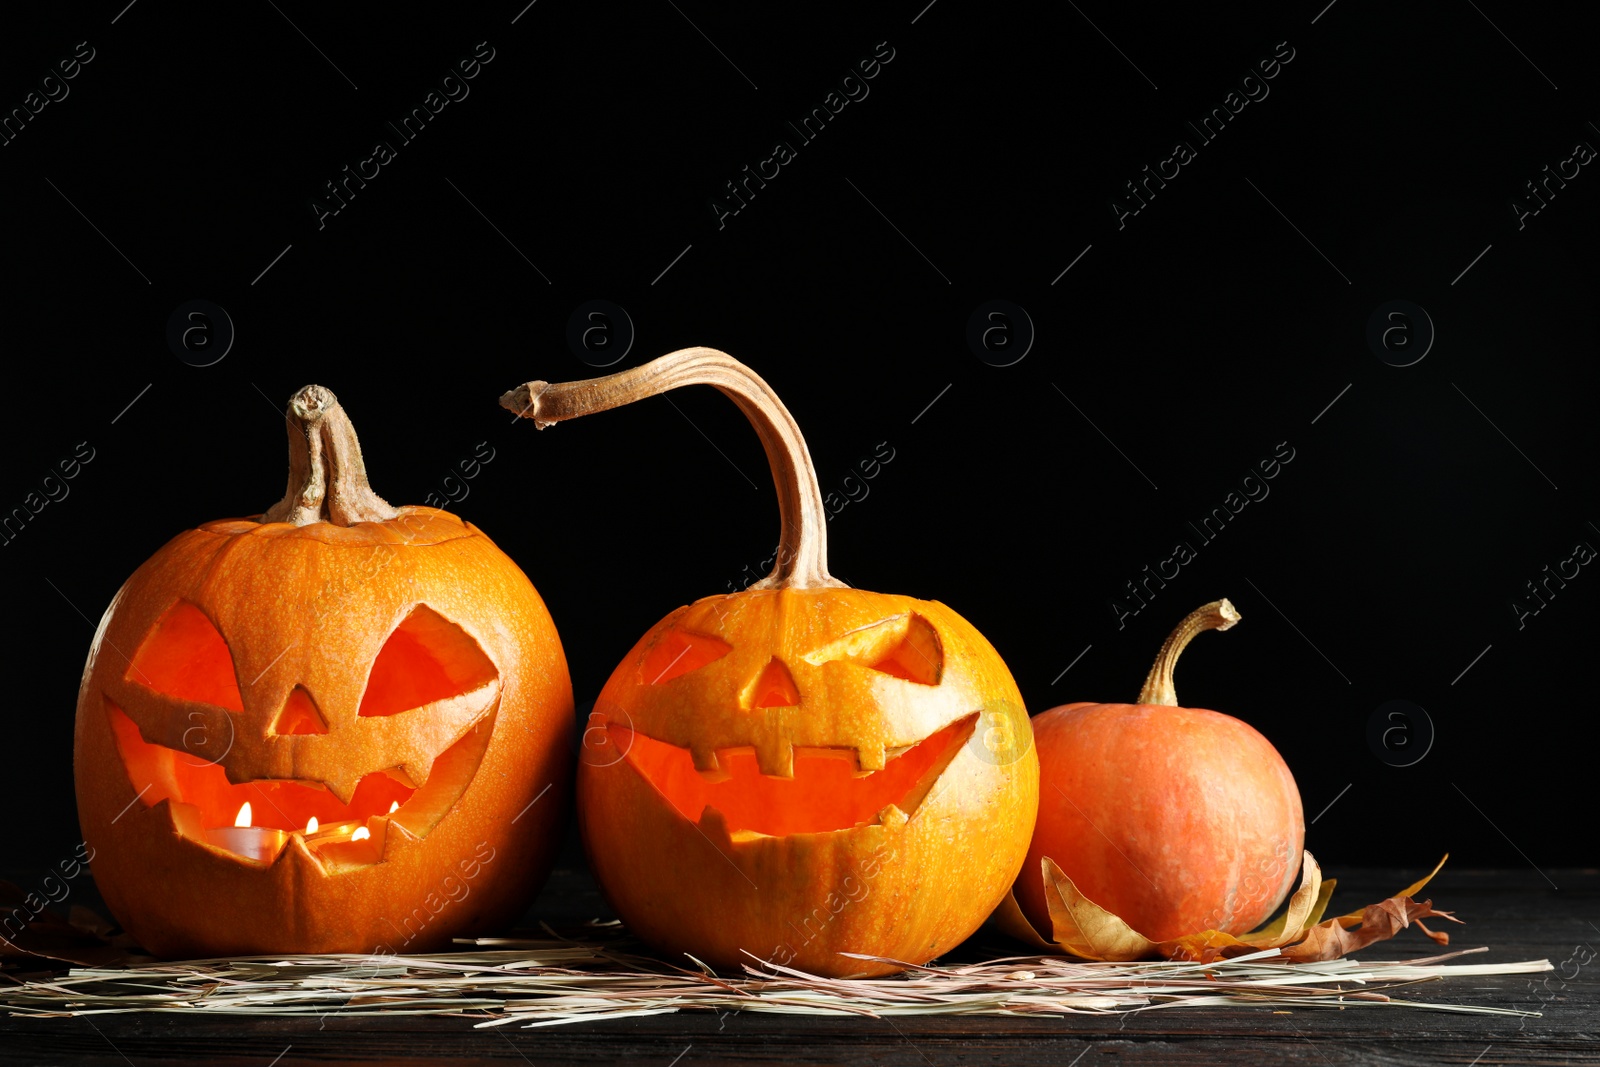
[
  {"xmin": 285, "ymin": 831, "xmax": 323, "ymax": 871},
  {"xmin": 696, "ymin": 761, "xmax": 733, "ymax": 784},
  {"xmin": 320, "ymin": 775, "xmax": 361, "ymax": 808},
  {"xmin": 396, "ymin": 758, "xmax": 433, "ymax": 791},
  {"xmin": 690, "ymin": 745, "xmax": 720, "ymax": 775},
  {"xmin": 856, "ymin": 742, "xmax": 887, "ymax": 773},
  {"xmin": 158, "ymin": 796, "xmax": 205, "ymax": 839},
  {"xmin": 696, "ymin": 804, "xmax": 735, "ymax": 846},
  {"xmin": 386, "ymin": 816, "xmax": 424, "ymax": 846},
  {"xmin": 370, "ymin": 817, "xmax": 413, "ymax": 863},
  {"xmin": 384, "ymin": 765, "xmax": 419, "ymax": 790},
  {"xmin": 876, "ymin": 803, "xmax": 909, "ymax": 831},
  {"xmin": 755, "ymin": 740, "xmax": 795, "ymax": 778}
]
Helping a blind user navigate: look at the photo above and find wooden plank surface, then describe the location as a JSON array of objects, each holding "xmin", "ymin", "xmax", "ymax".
[{"xmin": 2, "ymin": 863, "xmax": 1595, "ymax": 1066}]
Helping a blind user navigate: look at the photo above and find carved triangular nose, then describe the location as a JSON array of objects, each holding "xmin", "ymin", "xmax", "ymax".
[
  {"xmin": 269, "ymin": 685, "xmax": 329, "ymax": 736},
  {"xmin": 745, "ymin": 657, "xmax": 800, "ymax": 709}
]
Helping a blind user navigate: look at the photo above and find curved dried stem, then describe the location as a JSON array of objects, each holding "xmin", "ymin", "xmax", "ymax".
[
  {"xmin": 1137, "ymin": 598, "xmax": 1240, "ymax": 706},
  {"xmin": 261, "ymin": 385, "xmax": 399, "ymax": 527},
  {"xmin": 501, "ymin": 347, "xmax": 844, "ymax": 590}
]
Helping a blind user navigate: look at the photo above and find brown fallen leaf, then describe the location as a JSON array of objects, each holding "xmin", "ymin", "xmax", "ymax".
[
  {"xmin": 1038, "ymin": 856, "xmax": 1155, "ymax": 961},
  {"xmin": 991, "ymin": 851, "xmax": 1456, "ymax": 964},
  {"xmin": 1279, "ymin": 897, "xmax": 1460, "ymax": 963}
]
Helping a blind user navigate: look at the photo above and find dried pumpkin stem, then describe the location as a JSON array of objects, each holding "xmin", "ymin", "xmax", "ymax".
[
  {"xmin": 500, "ymin": 347, "xmax": 844, "ymax": 590},
  {"xmin": 1137, "ymin": 598, "xmax": 1240, "ymax": 706},
  {"xmin": 261, "ymin": 384, "xmax": 399, "ymax": 527}
]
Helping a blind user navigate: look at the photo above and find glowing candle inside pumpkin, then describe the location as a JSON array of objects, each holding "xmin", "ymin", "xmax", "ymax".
[
  {"xmin": 301, "ymin": 817, "xmax": 362, "ymax": 843},
  {"xmin": 351, "ymin": 827, "xmax": 371, "ymax": 841},
  {"xmin": 203, "ymin": 801, "xmax": 288, "ymax": 864}
]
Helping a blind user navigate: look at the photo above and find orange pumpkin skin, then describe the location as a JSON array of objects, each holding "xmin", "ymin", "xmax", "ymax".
[
  {"xmin": 74, "ymin": 507, "xmax": 574, "ymax": 958},
  {"xmin": 1017, "ymin": 700, "xmax": 1303, "ymax": 943},
  {"xmin": 578, "ymin": 587, "xmax": 1039, "ymax": 977}
]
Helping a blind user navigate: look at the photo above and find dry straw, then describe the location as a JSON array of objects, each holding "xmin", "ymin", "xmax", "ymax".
[{"xmin": 0, "ymin": 925, "xmax": 1551, "ymax": 1028}]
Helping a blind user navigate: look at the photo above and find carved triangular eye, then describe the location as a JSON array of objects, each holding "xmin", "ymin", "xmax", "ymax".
[
  {"xmin": 126, "ymin": 601, "xmax": 244, "ymax": 711},
  {"xmin": 638, "ymin": 630, "xmax": 732, "ymax": 685},
  {"xmin": 744, "ymin": 657, "xmax": 800, "ymax": 709},
  {"xmin": 358, "ymin": 605, "xmax": 497, "ymax": 718},
  {"xmin": 804, "ymin": 612, "xmax": 943, "ymax": 685}
]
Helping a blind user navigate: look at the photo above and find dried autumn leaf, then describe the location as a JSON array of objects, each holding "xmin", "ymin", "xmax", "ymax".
[
  {"xmin": 1039, "ymin": 856, "xmax": 1155, "ymax": 961},
  {"xmin": 1336, "ymin": 853, "xmax": 1449, "ymax": 926},
  {"xmin": 992, "ymin": 851, "xmax": 1456, "ymax": 964},
  {"xmin": 988, "ymin": 883, "xmax": 1057, "ymax": 950},
  {"xmin": 1280, "ymin": 896, "xmax": 1460, "ymax": 963}
]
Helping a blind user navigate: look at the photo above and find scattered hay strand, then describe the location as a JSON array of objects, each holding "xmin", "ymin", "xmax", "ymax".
[{"xmin": 0, "ymin": 931, "xmax": 1551, "ymax": 1028}]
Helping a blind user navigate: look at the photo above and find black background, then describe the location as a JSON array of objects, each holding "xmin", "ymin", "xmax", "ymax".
[{"xmin": 2, "ymin": 1, "xmax": 1594, "ymax": 893}]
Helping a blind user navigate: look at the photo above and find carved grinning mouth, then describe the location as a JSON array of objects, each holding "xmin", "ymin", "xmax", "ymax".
[
  {"xmin": 105, "ymin": 699, "xmax": 498, "ymax": 868},
  {"xmin": 103, "ymin": 600, "xmax": 501, "ymax": 868},
  {"xmin": 607, "ymin": 712, "xmax": 978, "ymax": 838}
]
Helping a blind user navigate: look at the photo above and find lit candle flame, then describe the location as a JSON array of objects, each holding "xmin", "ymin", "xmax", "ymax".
[
  {"xmin": 351, "ymin": 827, "xmax": 371, "ymax": 841},
  {"xmin": 388, "ymin": 801, "xmax": 399, "ymax": 813},
  {"xmin": 306, "ymin": 816, "xmax": 319, "ymax": 834},
  {"xmin": 234, "ymin": 802, "xmax": 252, "ymax": 828}
]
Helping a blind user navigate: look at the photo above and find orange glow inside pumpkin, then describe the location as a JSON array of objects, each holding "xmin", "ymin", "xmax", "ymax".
[
  {"xmin": 107, "ymin": 700, "xmax": 496, "ymax": 834},
  {"xmin": 108, "ymin": 700, "xmax": 411, "ymax": 829},
  {"xmin": 105, "ymin": 602, "xmax": 504, "ymax": 865},
  {"xmin": 802, "ymin": 612, "xmax": 944, "ymax": 686},
  {"xmin": 745, "ymin": 658, "xmax": 800, "ymax": 708},
  {"xmin": 358, "ymin": 605, "xmax": 499, "ymax": 717},
  {"xmin": 126, "ymin": 602, "xmax": 243, "ymax": 711},
  {"xmin": 272, "ymin": 687, "xmax": 329, "ymax": 735},
  {"xmin": 611, "ymin": 713, "xmax": 976, "ymax": 836},
  {"xmin": 638, "ymin": 630, "xmax": 732, "ymax": 684}
]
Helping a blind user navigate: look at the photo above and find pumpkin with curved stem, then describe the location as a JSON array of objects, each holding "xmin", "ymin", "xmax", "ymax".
[
  {"xmin": 502, "ymin": 348, "xmax": 1039, "ymax": 977},
  {"xmin": 1015, "ymin": 599, "xmax": 1304, "ymax": 944},
  {"xmin": 74, "ymin": 385, "xmax": 573, "ymax": 958}
]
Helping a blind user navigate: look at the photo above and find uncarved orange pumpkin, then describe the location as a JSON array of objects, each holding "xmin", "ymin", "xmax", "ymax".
[
  {"xmin": 74, "ymin": 385, "xmax": 573, "ymax": 958},
  {"xmin": 1016, "ymin": 599, "xmax": 1304, "ymax": 944},
  {"xmin": 503, "ymin": 348, "xmax": 1038, "ymax": 977}
]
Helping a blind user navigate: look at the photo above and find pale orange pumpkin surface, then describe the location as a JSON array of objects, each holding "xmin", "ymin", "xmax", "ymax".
[
  {"xmin": 503, "ymin": 348, "xmax": 1039, "ymax": 977},
  {"xmin": 1015, "ymin": 600, "xmax": 1304, "ymax": 945},
  {"xmin": 74, "ymin": 386, "xmax": 573, "ymax": 958}
]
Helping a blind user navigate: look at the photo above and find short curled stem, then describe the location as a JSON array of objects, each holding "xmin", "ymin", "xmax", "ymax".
[
  {"xmin": 1137, "ymin": 598, "xmax": 1240, "ymax": 706},
  {"xmin": 261, "ymin": 385, "xmax": 398, "ymax": 527}
]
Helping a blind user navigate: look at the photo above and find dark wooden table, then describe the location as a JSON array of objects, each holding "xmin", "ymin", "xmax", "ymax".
[{"xmin": 2, "ymin": 857, "xmax": 1595, "ymax": 1066}]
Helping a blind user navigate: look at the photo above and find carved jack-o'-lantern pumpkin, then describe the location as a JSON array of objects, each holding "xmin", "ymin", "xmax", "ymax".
[
  {"xmin": 502, "ymin": 348, "xmax": 1038, "ymax": 977},
  {"xmin": 73, "ymin": 386, "xmax": 573, "ymax": 958}
]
